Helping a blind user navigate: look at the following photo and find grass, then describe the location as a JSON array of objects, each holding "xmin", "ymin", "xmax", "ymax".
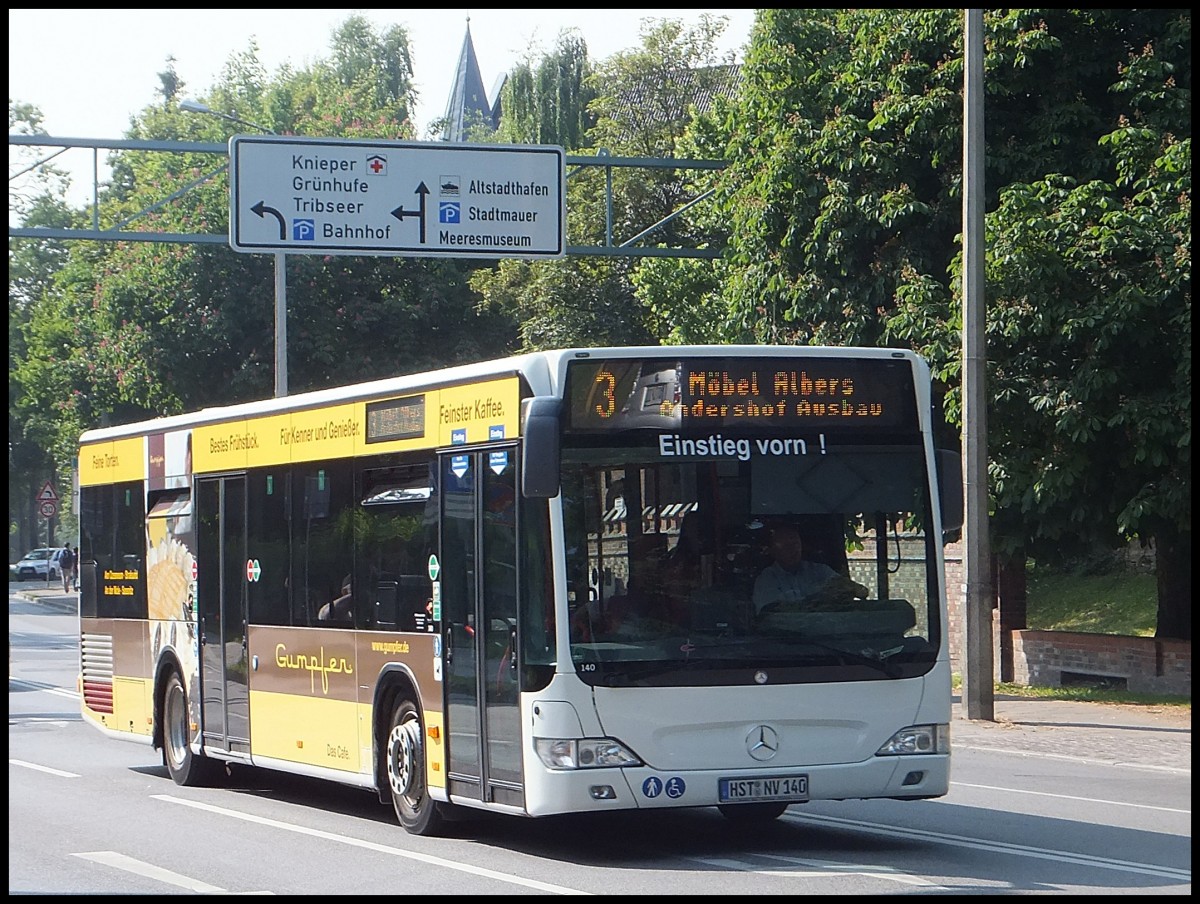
[
  {"xmin": 953, "ymin": 675, "xmax": 1191, "ymax": 710},
  {"xmin": 1025, "ymin": 566, "xmax": 1158, "ymax": 636}
]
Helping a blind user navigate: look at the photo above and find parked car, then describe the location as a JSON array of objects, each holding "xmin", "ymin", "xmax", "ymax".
[{"xmin": 14, "ymin": 547, "xmax": 66, "ymax": 582}]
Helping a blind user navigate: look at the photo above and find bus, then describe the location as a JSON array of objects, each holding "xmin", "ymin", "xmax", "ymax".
[{"xmin": 77, "ymin": 345, "xmax": 962, "ymax": 835}]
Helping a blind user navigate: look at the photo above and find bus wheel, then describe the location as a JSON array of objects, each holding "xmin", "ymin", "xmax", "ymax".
[
  {"xmin": 162, "ymin": 671, "xmax": 215, "ymax": 786},
  {"xmin": 386, "ymin": 698, "xmax": 445, "ymax": 836},
  {"xmin": 717, "ymin": 802, "xmax": 789, "ymax": 823}
]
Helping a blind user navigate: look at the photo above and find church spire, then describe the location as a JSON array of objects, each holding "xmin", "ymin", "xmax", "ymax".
[{"xmin": 442, "ymin": 17, "xmax": 493, "ymax": 141}]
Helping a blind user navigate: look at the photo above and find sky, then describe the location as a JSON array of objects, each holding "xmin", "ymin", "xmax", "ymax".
[{"xmin": 8, "ymin": 8, "xmax": 757, "ymax": 209}]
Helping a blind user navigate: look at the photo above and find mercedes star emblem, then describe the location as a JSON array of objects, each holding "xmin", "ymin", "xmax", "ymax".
[{"xmin": 746, "ymin": 724, "xmax": 780, "ymax": 761}]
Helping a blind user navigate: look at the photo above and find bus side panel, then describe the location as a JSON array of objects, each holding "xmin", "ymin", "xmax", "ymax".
[
  {"xmin": 80, "ymin": 617, "xmax": 153, "ymax": 738},
  {"xmin": 246, "ymin": 625, "xmax": 360, "ymax": 771},
  {"xmin": 248, "ymin": 690, "xmax": 363, "ymax": 771},
  {"xmin": 245, "ymin": 626, "xmax": 442, "ymax": 780}
]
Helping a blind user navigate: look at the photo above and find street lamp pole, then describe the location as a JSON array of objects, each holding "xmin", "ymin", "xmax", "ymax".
[{"xmin": 180, "ymin": 99, "xmax": 288, "ymax": 397}]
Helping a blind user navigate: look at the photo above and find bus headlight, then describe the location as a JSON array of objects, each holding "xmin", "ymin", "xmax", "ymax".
[
  {"xmin": 876, "ymin": 724, "xmax": 950, "ymax": 756},
  {"xmin": 535, "ymin": 738, "xmax": 642, "ymax": 770}
]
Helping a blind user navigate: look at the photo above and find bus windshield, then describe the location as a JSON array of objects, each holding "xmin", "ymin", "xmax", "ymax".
[
  {"xmin": 562, "ymin": 445, "xmax": 939, "ymax": 686},
  {"xmin": 560, "ymin": 354, "xmax": 940, "ymax": 687}
]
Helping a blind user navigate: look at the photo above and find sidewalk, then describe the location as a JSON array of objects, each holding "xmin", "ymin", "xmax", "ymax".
[
  {"xmin": 12, "ymin": 583, "xmax": 1189, "ymax": 772},
  {"xmin": 952, "ymin": 694, "xmax": 1190, "ymax": 773},
  {"xmin": 11, "ymin": 583, "xmax": 78, "ymax": 612}
]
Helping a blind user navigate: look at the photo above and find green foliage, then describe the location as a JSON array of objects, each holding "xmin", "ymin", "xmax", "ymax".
[
  {"xmin": 10, "ymin": 101, "xmax": 79, "ymax": 552},
  {"xmin": 470, "ymin": 257, "xmax": 654, "ymax": 350},
  {"xmin": 633, "ymin": 256, "xmax": 738, "ymax": 344},
  {"xmin": 580, "ymin": 15, "xmax": 738, "ymax": 252},
  {"xmin": 8, "ymin": 10, "xmax": 1192, "ymax": 641},
  {"xmin": 496, "ymin": 30, "xmax": 595, "ymax": 148},
  {"xmin": 992, "ymin": 684, "xmax": 1190, "ymax": 707},
  {"xmin": 688, "ymin": 8, "xmax": 1191, "ymax": 636},
  {"xmin": 952, "ymin": 676, "xmax": 1190, "ymax": 708},
  {"xmin": 983, "ymin": 142, "xmax": 1190, "ymax": 558},
  {"xmin": 478, "ymin": 15, "xmax": 740, "ymax": 348}
]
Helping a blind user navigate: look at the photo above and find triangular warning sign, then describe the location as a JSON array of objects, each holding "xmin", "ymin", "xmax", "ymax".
[{"xmin": 37, "ymin": 481, "xmax": 58, "ymax": 502}]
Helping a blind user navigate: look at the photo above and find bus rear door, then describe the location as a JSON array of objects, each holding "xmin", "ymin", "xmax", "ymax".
[
  {"xmin": 438, "ymin": 447, "xmax": 523, "ymax": 810},
  {"xmin": 196, "ymin": 475, "xmax": 250, "ymax": 756}
]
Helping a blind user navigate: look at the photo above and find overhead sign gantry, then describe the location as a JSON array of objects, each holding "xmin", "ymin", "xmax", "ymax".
[{"xmin": 229, "ymin": 135, "xmax": 566, "ymax": 260}]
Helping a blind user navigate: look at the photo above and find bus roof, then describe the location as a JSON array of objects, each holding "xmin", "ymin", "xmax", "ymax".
[{"xmin": 77, "ymin": 345, "xmax": 924, "ymax": 444}]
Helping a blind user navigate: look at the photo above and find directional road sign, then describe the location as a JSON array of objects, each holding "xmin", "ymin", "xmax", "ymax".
[{"xmin": 229, "ymin": 135, "xmax": 566, "ymax": 260}]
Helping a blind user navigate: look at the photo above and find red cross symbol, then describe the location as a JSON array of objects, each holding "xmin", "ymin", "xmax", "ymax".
[{"xmin": 367, "ymin": 155, "xmax": 387, "ymax": 175}]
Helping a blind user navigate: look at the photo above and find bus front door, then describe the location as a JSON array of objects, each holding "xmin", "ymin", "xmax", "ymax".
[
  {"xmin": 439, "ymin": 448, "xmax": 524, "ymax": 810},
  {"xmin": 196, "ymin": 475, "xmax": 250, "ymax": 756}
]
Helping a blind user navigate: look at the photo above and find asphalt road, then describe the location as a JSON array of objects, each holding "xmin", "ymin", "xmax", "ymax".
[{"xmin": 11, "ymin": 583, "xmax": 1191, "ymax": 894}]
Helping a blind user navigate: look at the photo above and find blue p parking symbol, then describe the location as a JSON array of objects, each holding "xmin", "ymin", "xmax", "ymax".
[{"xmin": 439, "ymin": 202, "xmax": 460, "ymax": 224}]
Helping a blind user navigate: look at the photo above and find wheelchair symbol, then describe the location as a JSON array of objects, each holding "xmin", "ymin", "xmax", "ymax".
[
  {"xmin": 292, "ymin": 219, "xmax": 315, "ymax": 241},
  {"xmin": 439, "ymin": 202, "xmax": 460, "ymax": 224}
]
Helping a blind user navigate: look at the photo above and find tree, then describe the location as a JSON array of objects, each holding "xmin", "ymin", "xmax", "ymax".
[
  {"xmin": 672, "ymin": 9, "xmax": 1191, "ymax": 634},
  {"xmin": 9, "ymin": 101, "xmax": 76, "ymax": 554},
  {"xmin": 473, "ymin": 15, "xmax": 738, "ymax": 348},
  {"xmin": 12, "ymin": 16, "xmax": 519, "ymax": 470},
  {"xmin": 496, "ymin": 30, "xmax": 595, "ymax": 148},
  {"xmin": 982, "ymin": 135, "xmax": 1190, "ymax": 639}
]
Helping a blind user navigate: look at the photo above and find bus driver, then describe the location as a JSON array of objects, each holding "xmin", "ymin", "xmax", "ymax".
[{"xmin": 752, "ymin": 523, "xmax": 868, "ymax": 615}]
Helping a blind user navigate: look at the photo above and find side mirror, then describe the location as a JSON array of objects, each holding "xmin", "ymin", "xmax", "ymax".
[
  {"xmin": 936, "ymin": 448, "xmax": 964, "ymax": 536},
  {"xmin": 521, "ymin": 397, "xmax": 562, "ymax": 498}
]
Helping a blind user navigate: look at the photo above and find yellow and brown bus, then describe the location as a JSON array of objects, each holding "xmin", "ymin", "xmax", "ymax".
[{"xmin": 79, "ymin": 345, "xmax": 962, "ymax": 835}]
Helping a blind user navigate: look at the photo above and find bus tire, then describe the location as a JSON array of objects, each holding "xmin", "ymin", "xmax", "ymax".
[
  {"xmin": 162, "ymin": 670, "xmax": 216, "ymax": 787},
  {"xmin": 717, "ymin": 802, "xmax": 789, "ymax": 823},
  {"xmin": 386, "ymin": 698, "xmax": 445, "ymax": 836}
]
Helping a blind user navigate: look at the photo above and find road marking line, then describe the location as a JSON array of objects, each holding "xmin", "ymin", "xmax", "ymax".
[
  {"xmin": 73, "ymin": 851, "xmax": 232, "ymax": 894},
  {"xmin": 952, "ymin": 780, "xmax": 1190, "ymax": 814},
  {"xmin": 155, "ymin": 795, "xmax": 592, "ymax": 894},
  {"xmin": 10, "ymin": 758, "xmax": 79, "ymax": 778},
  {"xmin": 689, "ymin": 854, "xmax": 945, "ymax": 888},
  {"xmin": 7, "ymin": 677, "xmax": 79, "ymax": 699},
  {"xmin": 786, "ymin": 812, "xmax": 1191, "ymax": 881}
]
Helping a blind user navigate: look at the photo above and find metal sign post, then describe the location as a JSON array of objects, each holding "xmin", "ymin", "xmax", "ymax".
[{"xmin": 37, "ymin": 481, "xmax": 59, "ymax": 587}]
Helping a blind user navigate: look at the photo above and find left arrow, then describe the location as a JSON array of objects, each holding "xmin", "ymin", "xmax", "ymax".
[
  {"xmin": 390, "ymin": 182, "xmax": 430, "ymax": 244},
  {"xmin": 252, "ymin": 201, "xmax": 287, "ymax": 240}
]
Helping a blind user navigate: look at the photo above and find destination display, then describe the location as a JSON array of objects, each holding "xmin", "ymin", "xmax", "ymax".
[
  {"xmin": 563, "ymin": 356, "xmax": 920, "ymax": 433},
  {"xmin": 229, "ymin": 136, "xmax": 566, "ymax": 259},
  {"xmin": 366, "ymin": 395, "xmax": 426, "ymax": 443}
]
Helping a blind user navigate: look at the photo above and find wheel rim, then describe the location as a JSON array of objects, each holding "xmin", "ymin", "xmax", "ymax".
[
  {"xmin": 387, "ymin": 714, "xmax": 424, "ymax": 802},
  {"xmin": 164, "ymin": 680, "xmax": 188, "ymax": 770}
]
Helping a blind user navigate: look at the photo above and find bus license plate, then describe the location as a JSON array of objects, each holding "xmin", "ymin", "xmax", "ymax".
[{"xmin": 719, "ymin": 774, "xmax": 809, "ymax": 803}]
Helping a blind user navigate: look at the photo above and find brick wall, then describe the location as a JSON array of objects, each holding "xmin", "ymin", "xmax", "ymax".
[
  {"xmin": 944, "ymin": 540, "xmax": 966, "ymax": 671},
  {"xmin": 1011, "ymin": 631, "xmax": 1191, "ymax": 697}
]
